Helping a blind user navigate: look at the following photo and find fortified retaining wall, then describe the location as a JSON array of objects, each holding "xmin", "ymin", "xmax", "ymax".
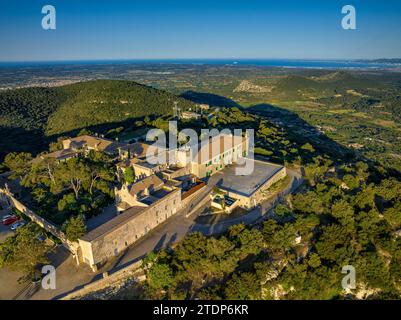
[{"xmin": 60, "ymin": 259, "xmax": 145, "ymax": 300}]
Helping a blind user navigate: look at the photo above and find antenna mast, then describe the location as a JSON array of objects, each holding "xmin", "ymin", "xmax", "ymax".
[{"xmin": 173, "ymin": 101, "xmax": 181, "ymax": 119}]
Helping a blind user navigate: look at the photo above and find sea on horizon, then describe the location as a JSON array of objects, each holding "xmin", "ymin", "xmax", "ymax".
[{"xmin": 0, "ymin": 58, "xmax": 399, "ymax": 70}]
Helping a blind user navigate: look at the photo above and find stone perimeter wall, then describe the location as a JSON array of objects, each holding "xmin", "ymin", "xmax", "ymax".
[
  {"xmin": 60, "ymin": 259, "xmax": 146, "ymax": 300},
  {"xmin": 0, "ymin": 188, "xmax": 78, "ymax": 253}
]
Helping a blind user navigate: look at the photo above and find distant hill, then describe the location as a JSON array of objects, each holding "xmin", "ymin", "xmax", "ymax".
[
  {"xmin": 0, "ymin": 87, "xmax": 64, "ymax": 132},
  {"xmin": 313, "ymin": 71, "xmax": 355, "ymax": 81},
  {"xmin": 0, "ymin": 80, "xmax": 194, "ymax": 135},
  {"xmin": 278, "ymin": 72, "xmax": 376, "ymax": 89},
  {"xmin": 0, "ymin": 80, "xmax": 195, "ymax": 159},
  {"xmin": 356, "ymin": 58, "xmax": 401, "ymax": 64},
  {"xmin": 271, "ymin": 72, "xmax": 380, "ymax": 99}
]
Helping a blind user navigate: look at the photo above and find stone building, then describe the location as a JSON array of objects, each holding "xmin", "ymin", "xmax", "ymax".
[
  {"xmin": 131, "ymin": 160, "xmax": 166, "ymax": 181},
  {"xmin": 31, "ymin": 149, "xmax": 79, "ymax": 164},
  {"xmin": 62, "ymin": 135, "xmax": 125, "ymax": 157},
  {"xmin": 181, "ymin": 111, "xmax": 201, "ymax": 120},
  {"xmin": 115, "ymin": 174, "xmax": 165, "ymax": 210},
  {"xmin": 176, "ymin": 133, "xmax": 249, "ymax": 178},
  {"xmin": 7, "ymin": 132, "xmax": 287, "ymax": 272},
  {"xmin": 117, "ymin": 142, "xmax": 150, "ymax": 160},
  {"xmin": 214, "ymin": 159, "xmax": 287, "ymax": 209},
  {"xmin": 78, "ymin": 187, "xmax": 182, "ymax": 270}
]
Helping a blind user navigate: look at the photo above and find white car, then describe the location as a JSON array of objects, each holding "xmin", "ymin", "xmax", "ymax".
[
  {"xmin": 10, "ymin": 220, "xmax": 26, "ymax": 231},
  {"xmin": 2, "ymin": 214, "xmax": 13, "ymax": 222}
]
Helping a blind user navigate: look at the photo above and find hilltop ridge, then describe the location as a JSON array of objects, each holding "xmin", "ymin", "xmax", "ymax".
[{"xmin": 0, "ymin": 79, "xmax": 195, "ymax": 159}]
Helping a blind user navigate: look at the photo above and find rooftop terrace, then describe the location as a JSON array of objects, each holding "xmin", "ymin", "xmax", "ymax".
[{"xmin": 216, "ymin": 159, "xmax": 284, "ymax": 197}]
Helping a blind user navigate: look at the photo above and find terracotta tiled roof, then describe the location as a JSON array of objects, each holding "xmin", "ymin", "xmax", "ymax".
[
  {"xmin": 128, "ymin": 174, "xmax": 164, "ymax": 197},
  {"xmin": 31, "ymin": 149, "xmax": 79, "ymax": 164},
  {"xmin": 64, "ymin": 135, "xmax": 125, "ymax": 154},
  {"xmin": 119, "ymin": 142, "xmax": 150, "ymax": 158}
]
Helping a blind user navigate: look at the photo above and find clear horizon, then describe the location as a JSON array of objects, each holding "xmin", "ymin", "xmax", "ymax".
[
  {"xmin": 1, "ymin": 0, "xmax": 401, "ymax": 62},
  {"xmin": 1, "ymin": 57, "xmax": 401, "ymax": 64}
]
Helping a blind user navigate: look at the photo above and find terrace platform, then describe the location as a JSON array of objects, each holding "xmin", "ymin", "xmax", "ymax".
[{"xmin": 216, "ymin": 158, "xmax": 284, "ymax": 197}]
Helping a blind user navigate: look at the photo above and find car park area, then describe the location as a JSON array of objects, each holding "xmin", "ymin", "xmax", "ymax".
[
  {"xmin": 0, "ymin": 211, "xmax": 14, "ymax": 242},
  {"xmin": 0, "ymin": 209, "xmax": 25, "ymax": 241}
]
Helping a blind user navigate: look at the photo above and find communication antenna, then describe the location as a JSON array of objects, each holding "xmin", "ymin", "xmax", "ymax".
[{"xmin": 173, "ymin": 101, "xmax": 181, "ymax": 119}]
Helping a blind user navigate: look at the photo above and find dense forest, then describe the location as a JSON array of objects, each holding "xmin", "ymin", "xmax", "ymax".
[
  {"xmin": 136, "ymin": 109, "xmax": 401, "ymax": 300},
  {"xmin": 58, "ymin": 107, "xmax": 400, "ymax": 300},
  {"xmin": 0, "ymin": 80, "xmax": 195, "ymax": 161},
  {"xmin": 1, "ymin": 68, "xmax": 401, "ymax": 299}
]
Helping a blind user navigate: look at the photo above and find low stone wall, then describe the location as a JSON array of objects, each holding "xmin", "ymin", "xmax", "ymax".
[{"xmin": 60, "ymin": 259, "xmax": 145, "ymax": 300}]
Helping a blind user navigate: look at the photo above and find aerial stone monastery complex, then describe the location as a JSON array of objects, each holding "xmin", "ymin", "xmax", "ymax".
[{"xmin": 0, "ymin": 132, "xmax": 286, "ymax": 271}]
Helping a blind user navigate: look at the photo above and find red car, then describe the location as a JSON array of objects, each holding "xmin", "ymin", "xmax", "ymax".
[{"xmin": 2, "ymin": 215, "xmax": 19, "ymax": 226}]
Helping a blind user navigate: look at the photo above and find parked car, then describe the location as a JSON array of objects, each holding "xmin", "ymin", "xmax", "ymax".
[
  {"xmin": 10, "ymin": 220, "xmax": 25, "ymax": 231},
  {"xmin": 2, "ymin": 215, "xmax": 19, "ymax": 226},
  {"xmin": 2, "ymin": 214, "xmax": 13, "ymax": 222}
]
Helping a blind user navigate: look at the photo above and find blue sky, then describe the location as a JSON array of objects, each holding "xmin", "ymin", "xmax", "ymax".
[{"xmin": 0, "ymin": 0, "xmax": 400, "ymax": 61}]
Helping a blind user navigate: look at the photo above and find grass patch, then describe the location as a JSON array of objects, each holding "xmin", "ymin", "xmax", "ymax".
[
  {"xmin": 351, "ymin": 112, "xmax": 370, "ymax": 118},
  {"xmin": 328, "ymin": 109, "xmax": 354, "ymax": 114},
  {"xmin": 373, "ymin": 119, "xmax": 397, "ymax": 128}
]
